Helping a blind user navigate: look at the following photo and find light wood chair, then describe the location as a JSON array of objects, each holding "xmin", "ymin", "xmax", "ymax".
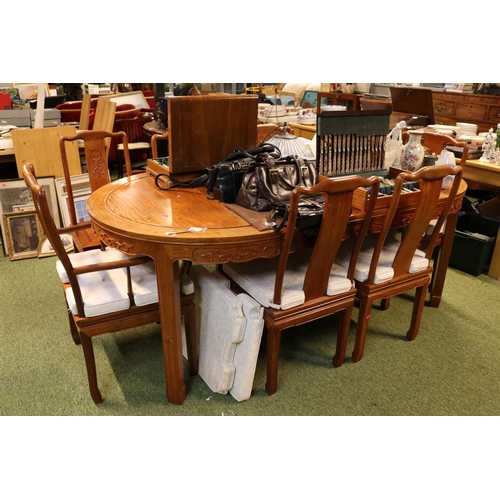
[
  {"xmin": 335, "ymin": 164, "xmax": 463, "ymax": 363},
  {"xmin": 114, "ymin": 111, "xmax": 154, "ymax": 178},
  {"xmin": 59, "ymin": 129, "xmax": 133, "ymax": 252},
  {"xmin": 222, "ymin": 175, "xmax": 381, "ymax": 395},
  {"xmin": 23, "ymin": 162, "xmax": 198, "ymax": 404},
  {"xmin": 151, "ymin": 130, "xmax": 169, "ymax": 158}
]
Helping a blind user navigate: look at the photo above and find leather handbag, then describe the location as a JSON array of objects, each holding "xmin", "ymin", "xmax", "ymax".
[
  {"xmin": 155, "ymin": 144, "xmax": 281, "ymax": 199},
  {"xmin": 206, "ymin": 143, "xmax": 280, "ymax": 203},
  {"xmin": 234, "ymin": 155, "xmax": 318, "ymax": 212},
  {"xmin": 270, "ymin": 195, "xmax": 325, "ymax": 236}
]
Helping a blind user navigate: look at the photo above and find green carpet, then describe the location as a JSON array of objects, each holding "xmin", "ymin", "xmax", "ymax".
[{"xmin": 1, "ymin": 247, "xmax": 500, "ymax": 417}]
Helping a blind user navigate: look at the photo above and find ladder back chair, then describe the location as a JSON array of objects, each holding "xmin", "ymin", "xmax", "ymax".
[
  {"xmin": 23, "ymin": 162, "xmax": 198, "ymax": 404},
  {"xmin": 114, "ymin": 111, "xmax": 154, "ymax": 178},
  {"xmin": 404, "ymin": 131, "xmax": 469, "ymax": 303},
  {"xmin": 223, "ymin": 175, "xmax": 381, "ymax": 395},
  {"xmin": 336, "ymin": 164, "xmax": 463, "ymax": 362}
]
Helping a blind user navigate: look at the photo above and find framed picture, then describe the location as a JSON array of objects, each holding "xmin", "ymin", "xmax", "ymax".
[
  {"xmin": 12, "ymin": 83, "xmax": 50, "ymax": 100},
  {"xmin": 0, "ymin": 176, "xmax": 60, "ymax": 257},
  {"xmin": 37, "ymin": 234, "xmax": 73, "ymax": 258},
  {"xmin": 55, "ymin": 174, "xmax": 92, "ymax": 227},
  {"xmin": 100, "ymin": 90, "xmax": 148, "ymax": 110},
  {"xmin": 2, "ymin": 210, "xmax": 44, "ymax": 261}
]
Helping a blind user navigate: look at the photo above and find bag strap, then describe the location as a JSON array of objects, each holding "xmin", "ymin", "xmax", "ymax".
[
  {"xmin": 270, "ymin": 204, "xmax": 289, "ymax": 233},
  {"xmin": 223, "ymin": 143, "xmax": 281, "ymax": 162},
  {"xmin": 154, "ymin": 172, "xmax": 209, "ymax": 191}
]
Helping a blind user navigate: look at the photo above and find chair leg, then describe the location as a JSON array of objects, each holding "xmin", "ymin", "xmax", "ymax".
[
  {"xmin": 265, "ymin": 325, "xmax": 282, "ymax": 396},
  {"xmin": 381, "ymin": 298, "xmax": 391, "ymax": 310},
  {"xmin": 116, "ymin": 150, "xmax": 124, "ymax": 179},
  {"xmin": 352, "ymin": 296, "xmax": 375, "ymax": 363},
  {"xmin": 79, "ymin": 333, "xmax": 103, "ymax": 404},
  {"xmin": 67, "ymin": 310, "xmax": 81, "ymax": 345},
  {"xmin": 407, "ymin": 278, "xmax": 430, "ymax": 341},
  {"xmin": 332, "ymin": 304, "xmax": 353, "ymax": 367}
]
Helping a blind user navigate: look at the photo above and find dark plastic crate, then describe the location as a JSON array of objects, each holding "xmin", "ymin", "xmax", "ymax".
[{"xmin": 449, "ymin": 212, "xmax": 500, "ymax": 276}]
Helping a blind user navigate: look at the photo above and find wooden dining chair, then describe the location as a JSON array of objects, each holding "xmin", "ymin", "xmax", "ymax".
[
  {"xmin": 59, "ymin": 129, "xmax": 133, "ymax": 252},
  {"xmin": 151, "ymin": 130, "xmax": 169, "ymax": 159},
  {"xmin": 114, "ymin": 111, "xmax": 154, "ymax": 178},
  {"xmin": 222, "ymin": 175, "xmax": 381, "ymax": 395},
  {"xmin": 23, "ymin": 162, "xmax": 198, "ymax": 404},
  {"xmin": 335, "ymin": 164, "xmax": 463, "ymax": 363},
  {"xmin": 404, "ymin": 131, "xmax": 469, "ymax": 297}
]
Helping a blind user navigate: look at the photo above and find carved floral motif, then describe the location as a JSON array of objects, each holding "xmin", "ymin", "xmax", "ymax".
[
  {"xmin": 193, "ymin": 245, "xmax": 270, "ymax": 263},
  {"xmin": 88, "ymin": 149, "xmax": 106, "ymax": 178},
  {"xmin": 93, "ymin": 226, "xmax": 134, "ymax": 253}
]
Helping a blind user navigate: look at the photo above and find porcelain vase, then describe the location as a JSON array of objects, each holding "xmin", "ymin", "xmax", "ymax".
[{"xmin": 401, "ymin": 130, "xmax": 425, "ymax": 172}]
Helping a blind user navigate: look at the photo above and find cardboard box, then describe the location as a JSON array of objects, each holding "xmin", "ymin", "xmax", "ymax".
[
  {"xmin": 0, "ymin": 109, "xmax": 31, "ymax": 127},
  {"xmin": 30, "ymin": 109, "xmax": 61, "ymax": 128}
]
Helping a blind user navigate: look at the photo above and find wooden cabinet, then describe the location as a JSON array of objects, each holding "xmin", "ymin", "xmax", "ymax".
[{"xmin": 433, "ymin": 91, "xmax": 500, "ymax": 133}]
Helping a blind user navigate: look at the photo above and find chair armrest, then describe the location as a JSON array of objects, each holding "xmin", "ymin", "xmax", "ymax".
[
  {"xmin": 57, "ymin": 221, "xmax": 93, "ymax": 235},
  {"xmin": 72, "ymin": 256, "xmax": 152, "ymax": 276}
]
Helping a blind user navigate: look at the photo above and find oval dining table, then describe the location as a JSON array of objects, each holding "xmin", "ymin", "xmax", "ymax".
[{"xmin": 87, "ymin": 171, "xmax": 467, "ymax": 405}]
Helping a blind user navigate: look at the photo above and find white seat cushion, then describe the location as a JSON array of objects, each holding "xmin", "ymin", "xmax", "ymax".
[
  {"xmin": 129, "ymin": 261, "xmax": 158, "ymax": 306},
  {"xmin": 59, "ymin": 249, "xmax": 193, "ymax": 315},
  {"xmin": 65, "ymin": 267, "xmax": 131, "ymax": 317},
  {"xmin": 56, "ymin": 247, "xmax": 135, "ymax": 284},
  {"xmin": 336, "ymin": 233, "xmax": 429, "ymax": 285},
  {"xmin": 223, "ymin": 248, "xmax": 353, "ymax": 310},
  {"xmin": 129, "ymin": 261, "xmax": 194, "ymax": 306}
]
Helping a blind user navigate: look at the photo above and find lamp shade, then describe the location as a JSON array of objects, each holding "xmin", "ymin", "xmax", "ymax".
[{"xmin": 266, "ymin": 130, "xmax": 315, "ymax": 159}]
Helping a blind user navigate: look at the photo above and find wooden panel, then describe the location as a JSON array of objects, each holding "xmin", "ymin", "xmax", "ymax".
[
  {"xmin": 12, "ymin": 126, "xmax": 81, "ymax": 179},
  {"xmin": 79, "ymin": 93, "xmax": 91, "ymax": 130},
  {"xmin": 93, "ymin": 98, "xmax": 116, "ymax": 132},
  {"xmin": 486, "ymin": 105, "xmax": 500, "ymax": 122},
  {"xmin": 167, "ymin": 95, "xmax": 258, "ymax": 174},
  {"xmin": 433, "ymin": 91, "xmax": 500, "ymax": 132},
  {"xmin": 455, "ymin": 102, "xmax": 487, "ymax": 121},
  {"xmin": 433, "ymin": 97, "xmax": 456, "ymax": 117}
]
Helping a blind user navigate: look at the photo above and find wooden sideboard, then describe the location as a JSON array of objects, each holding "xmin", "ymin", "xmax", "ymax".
[{"xmin": 432, "ymin": 91, "xmax": 500, "ymax": 133}]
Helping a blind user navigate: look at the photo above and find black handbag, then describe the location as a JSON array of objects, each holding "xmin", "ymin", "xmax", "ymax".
[
  {"xmin": 205, "ymin": 143, "xmax": 281, "ymax": 203},
  {"xmin": 234, "ymin": 155, "xmax": 318, "ymax": 212},
  {"xmin": 154, "ymin": 144, "xmax": 281, "ymax": 201},
  {"xmin": 270, "ymin": 195, "xmax": 325, "ymax": 236}
]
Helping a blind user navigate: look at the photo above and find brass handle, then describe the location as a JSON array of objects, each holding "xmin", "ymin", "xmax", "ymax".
[{"xmin": 436, "ymin": 104, "xmax": 446, "ymax": 112}]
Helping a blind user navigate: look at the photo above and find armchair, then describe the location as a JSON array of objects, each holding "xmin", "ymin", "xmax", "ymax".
[
  {"xmin": 23, "ymin": 162, "xmax": 197, "ymax": 404},
  {"xmin": 59, "ymin": 129, "xmax": 133, "ymax": 252},
  {"xmin": 113, "ymin": 109, "xmax": 154, "ymax": 177}
]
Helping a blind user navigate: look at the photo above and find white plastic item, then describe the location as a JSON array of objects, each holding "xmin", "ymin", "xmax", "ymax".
[
  {"xmin": 189, "ymin": 265, "xmax": 265, "ymax": 401},
  {"xmin": 435, "ymin": 148, "xmax": 456, "ymax": 189},
  {"xmin": 191, "ymin": 265, "xmax": 246, "ymax": 394},
  {"xmin": 385, "ymin": 120, "xmax": 406, "ymax": 167}
]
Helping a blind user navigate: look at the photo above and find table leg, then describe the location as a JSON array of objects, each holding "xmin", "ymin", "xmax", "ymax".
[
  {"xmin": 154, "ymin": 250, "xmax": 186, "ymax": 405},
  {"xmin": 429, "ymin": 211, "xmax": 458, "ymax": 308}
]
